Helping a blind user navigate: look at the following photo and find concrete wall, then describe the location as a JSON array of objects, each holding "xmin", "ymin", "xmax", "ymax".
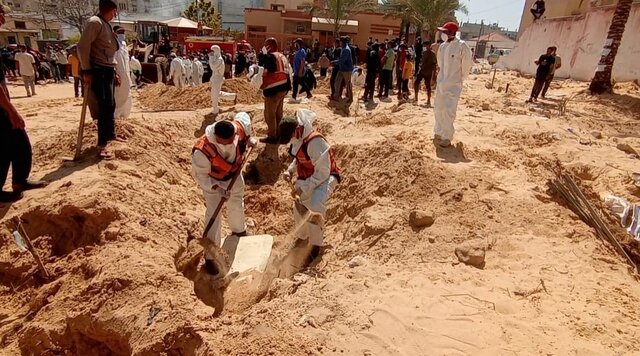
[{"xmin": 503, "ymin": 3, "xmax": 640, "ymax": 82}]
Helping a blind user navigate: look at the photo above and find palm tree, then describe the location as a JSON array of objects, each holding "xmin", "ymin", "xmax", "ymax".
[
  {"xmin": 589, "ymin": 0, "xmax": 633, "ymax": 94},
  {"xmin": 382, "ymin": 0, "xmax": 467, "ymax": 41},
  {"xmin": 380, "ymin": 0, "xmax": 412, "ymax": 39},
  {"xmin": 303, "ymin": 0, "xmax": 376, "ymax": 37}
]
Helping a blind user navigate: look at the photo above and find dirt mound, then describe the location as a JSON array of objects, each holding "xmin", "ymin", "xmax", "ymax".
[{"xmin": 137, "ymin": 78, "xmax": 263, "ymax": 111}]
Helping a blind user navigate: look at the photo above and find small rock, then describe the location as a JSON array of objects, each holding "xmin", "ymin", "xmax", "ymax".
[
  {"xmin": 591, "ymin": 131, "xmax": 602, "ymax": 139},
  {"xmin": 497, "ymin": 87, "xmax": 504, "ymax": 93},
  {"xmin": 348, "ymin": 256, "xmax": 366, "ymax": 268},
  {"xmin": 481, "ymin": 102, "xmax": 491, "ymax": 111},
  {"xmin": 455, "ymin": 239, "xmax": 487, "ymax": 269},
  {"xmin": 298, "ymin": 314, "xmax": 318, "ymax": 328},
  {"xmin": 469, "ymin": 181, "xmax": 479, "ymax": 189},
  {"xmin": 617, "ymin": 143, "xmax": 638, "ymax": 155},
  {"xmin": 409, "ymin": 210, "xmax": 436, "ymax": 228},
  {"xmin": 428, "ymin": 236, "xmax": 436, "ymax": 243}
]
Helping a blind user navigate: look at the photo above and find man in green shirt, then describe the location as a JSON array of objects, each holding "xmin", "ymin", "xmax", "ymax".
[{"xmin": 378, "ymin": 43, "xmax": 395, "ymax": 98}]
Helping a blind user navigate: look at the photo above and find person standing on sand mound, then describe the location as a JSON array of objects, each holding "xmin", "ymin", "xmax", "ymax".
[
  {"xmin": 433, "ymin": 21, "xmax": 473, "ymax": 148},
  {"xmin": 279, "ymin": 109, "xmax": 341, "ymax": 261},
  {"xmin": 260, "ymin": 37, "xmax": 291, "ymax": 144},
  {"xmin": 77, "ymin": 0, "xmax": 124, "ymax": 160},
  {"xmin": 191, "ymin": 112, "xmax": 257, "ymax": 276},
  {"xmin": 0, "ymin": 4, "xmax": 47, "ymax": 203}
]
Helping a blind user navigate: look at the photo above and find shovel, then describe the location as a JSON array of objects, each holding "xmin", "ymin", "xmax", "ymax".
[{"xmin": 62, "ymin": 85, "xmax": 88, "ymax": 161}]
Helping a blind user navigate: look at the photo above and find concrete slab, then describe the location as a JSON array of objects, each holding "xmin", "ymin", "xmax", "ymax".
[{"xmin": 221, "ymin": 234, "xmax": 274, "ymax": 275}]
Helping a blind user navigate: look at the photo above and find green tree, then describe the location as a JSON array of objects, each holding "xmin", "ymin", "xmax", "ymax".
[
  {"xmin": 303, "ymin": 0, "xmax": 376, "ymax": 37},
  {"xmin": 589, "ymin": 0, "xmax": 633, "ymax": 94},
  {"xmin": 182, "ymin": 0, "xmax": 222, "ymax": 34}
]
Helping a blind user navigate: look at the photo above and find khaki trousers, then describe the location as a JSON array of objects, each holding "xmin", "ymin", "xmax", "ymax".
[{"xmin": 264, "ymin": 90, "xmax": 287, "ymax": 138}]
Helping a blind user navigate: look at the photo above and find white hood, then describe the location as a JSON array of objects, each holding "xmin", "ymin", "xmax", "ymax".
[
  {"xmin": 210, "ymin": 45, "xmax": 222, "ymax": 60},
  {"xmin": 234, "ymin": 112, "xmax": 252, "ymax": 136},
  {"xmin": 290, "ymin": 109, "xmax": 316, "ymax": 154}
]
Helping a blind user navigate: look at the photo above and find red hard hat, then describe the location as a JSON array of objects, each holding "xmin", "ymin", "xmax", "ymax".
[{"xmin": 438, "ymin": 22, "xmax": 459, "ymax": 33}]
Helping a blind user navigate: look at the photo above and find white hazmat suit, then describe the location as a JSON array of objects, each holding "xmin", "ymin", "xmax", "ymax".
[
  {"xmin": 192, "ymin": 58, "xmax": 204, "ymax": 85},
  {"xmin": 169, "ymin": 55, "xmax": 186, "ymax": 89},
  {"xmin": 183, "ymin": 57, "xmax": 193, "ymax": 86},
  {"xmin": 191, "ymin": 112, "xmax": 253, "ymax": 246},
  {"xmin": 208, "ymin": 46, "xmax": 237, "ymax": 114},
  {"xmin": 286, "ymin": 109, "xmax": 338, "ymax": 247},
  {"xmin": 114, "ymin": 40, "xmax": 132, "ymax": 120},
  {"xmin": 129, "ymin": 55, "xmax": 142, "ymax": 87},
  {"xmin": 434, "ymin": 37, "xmax": 473, "ymax": 142},
  {"xmin": 246, "ymin": 64, "xmax": 264, "ymax": 91}
]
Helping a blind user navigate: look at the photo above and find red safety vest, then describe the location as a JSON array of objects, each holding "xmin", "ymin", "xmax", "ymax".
[
  {"xmin": 261, "ymin": 52, "xmax": 290, "ymax": 90},
  {"xmin": 193, "ymin": 121, "xmax": 248, "ymax": 181},
  {"xmin": 293, "ymin": 131, "xmax": 341, "ymax": 182}
]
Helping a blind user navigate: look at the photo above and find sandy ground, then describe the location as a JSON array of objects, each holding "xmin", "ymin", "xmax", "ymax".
[{"xmin": 0, "ymin": 70, "xmax": 639, "ymax": 355}]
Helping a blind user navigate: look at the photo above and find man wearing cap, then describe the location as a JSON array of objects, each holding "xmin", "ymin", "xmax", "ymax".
[
  {"xmin": 191, "ymin": 112, "xmax": 256, "ymax": 275},
  {"xmin": 113, "ymin": 26, "xmax": 131, "ymax": 120},
  {"xmin": 260, "ymin": 37, "xmax": 291, "ymax": 144},
  {"xmin": 279, "ymin": 109, "xmax": 341, "ymax": 261},
  {"xmin": 0, "ymin": 4, "xmax": 47, "ymax": 202},
  {"xmin": 433, "ymin": 21, "xmax": 473, "ymax": 148},
  {"xmin": 77, "ymin": 0, "xmax": 122, "ymax": 159}
]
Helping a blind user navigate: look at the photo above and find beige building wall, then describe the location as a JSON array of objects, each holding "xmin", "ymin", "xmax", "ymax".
[{"xmin": 505, "ymin": 2, "xmax": 640, "ymax": 82}]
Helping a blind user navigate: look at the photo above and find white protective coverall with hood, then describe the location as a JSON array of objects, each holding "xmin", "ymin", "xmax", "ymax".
[
  {"xmin": 183, "ymin": 57, "xmax": 193, "ymax": 86},
  {"xmin": 191, "ymin": 112, "xmax": 253, "ymax": 246},
  {"xmin": 114, "ymin": 39, "xmax": 132, "ymax": 120},
  {"xmin": 286, "ymin": 109, "xmax": 338, "ymax": 247},
  {"xmin": 209, "ymin": 46, "xmax": 225, "ymax": 114},
  {"xmin": 246, "ymin": 63, "xmax": 264, "ymax": 91},
  {"xmin": 169, "ymin": 54, "xmax": 186, "ymax": 89},
  {"xmin": 129, "ymin": 55, "xmax": 142, "ymax": 86},
  {"xmin": 434, "ymin": 36, "xmax": 473, "ymax": 142},
  {"xmin": 208, "ymin": 45, "xmax": 237, "ymax": 114},
  {"xmin": 192, "ymin": 58, "xmax": 204, "ymax": 85}
]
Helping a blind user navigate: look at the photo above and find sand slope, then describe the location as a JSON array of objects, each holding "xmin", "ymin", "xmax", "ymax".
[{"xmin": 1, "ymin": 73, "xmax": 639, "ymax": 355}]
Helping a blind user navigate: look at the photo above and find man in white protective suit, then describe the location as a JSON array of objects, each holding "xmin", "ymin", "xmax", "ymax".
[
  {"xmin": 182, "ymin": 55, "xmax": 193, "ymax": 86},
  {"xmin": 433, "ymin": 21, "xmax": 473, "ymax": 148},
  {"xmin": 129, "ymin": 54, "xmax": 142, "ymax": 87},
  {"xmin": 192, "ymin": 55, "xmax": 204, "ymax": 85},
  {"xmin": 169, "ymin": 53, "xmax": 185, "ymax": 89},
  {"xmin": 278, "ymin": 109, "xmax": 341, "ymax": 260},
  {"xmin": 208, "ymin": 45, "xmax": 237, "ymax": 115},
  {"xmin": 246, "ymin": 62, "xmax": 263, "ymax": 92},
  {"xmin": 191, "ymin": 112, "xmax": 257, "ymax": 275},
  {"xmin": 113, "ymin": 26, "xmax": 132, "ymax": 120}
]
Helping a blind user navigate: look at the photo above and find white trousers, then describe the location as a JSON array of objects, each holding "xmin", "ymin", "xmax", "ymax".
[
  {"xmin": 114, "ymin": 76, "xmax": 132, "ymax": 120},
  {"xmin": 294, "ymin": 176, "xmax": 338, "ymax": 246},
  {"xmin": 173, "ymin": 75, "xmax": 185, "ymax": 89},
  {"xmin": 203, "ymin": 174, "xmax": 246, "ymax": 249},
  {"xmin": 211, "ymin": 77, "xmax": 236, "ymax": 114},
  {"xmin": 433, "ymin": 82, "xmax": 463, "ymax": 141}
]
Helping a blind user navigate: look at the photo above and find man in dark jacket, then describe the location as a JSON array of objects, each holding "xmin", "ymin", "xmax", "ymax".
[{"xmin": 363, "ymin": 43, "xmax": 380, "ymax": 103}]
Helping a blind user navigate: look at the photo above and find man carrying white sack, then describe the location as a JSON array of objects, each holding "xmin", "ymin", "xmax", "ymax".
[
  {"xmin": 113, "ymin": 26, "xmax": 131, "ymax": 120},
  {"xmin": 208, "ymin": 45, "xmax": 237, "ymax": 115},
  {"xmin": 433, "ymin": 21, "xmax": 473, "ymax": 148},
  {"xmin": 191, "ymin": 112, "xmax": 257, "ymax": 275},
  {"xmin": 169, "ymin": 53, "xmax": 185, "ymax": 89},
  {"xmin": 278, "ymin": 109, "xmax": 341, "ymax": 260}
]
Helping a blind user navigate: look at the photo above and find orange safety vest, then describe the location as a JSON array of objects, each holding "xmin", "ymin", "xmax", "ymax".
[
  {"xmin": 193, "ymin": 121, "xmax": 248, "ymax": 181},
  {"xmin": 261, "ymin": 51, "xmax": 290, "ymax": 90},
  {"xmin": 292, "ymin": 131, "xmax": 341, "ymax": 182}
]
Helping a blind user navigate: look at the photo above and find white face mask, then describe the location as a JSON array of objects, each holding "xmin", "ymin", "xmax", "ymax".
[
  {"xmin": 441, "ymin": 33, "xmax": 450, "ymax": 42},
  {"xmin": 261, "ymin": 46, "xmax": 268, "ymax": 55},
  {"xmin": 117, "ymin": 34, "xmax": 125, "ymax": 43}
]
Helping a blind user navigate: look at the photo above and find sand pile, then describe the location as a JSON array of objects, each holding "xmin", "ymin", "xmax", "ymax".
[{"xmin": 137, "ymin": 78, "xmax": 263, "ymax": 111}]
